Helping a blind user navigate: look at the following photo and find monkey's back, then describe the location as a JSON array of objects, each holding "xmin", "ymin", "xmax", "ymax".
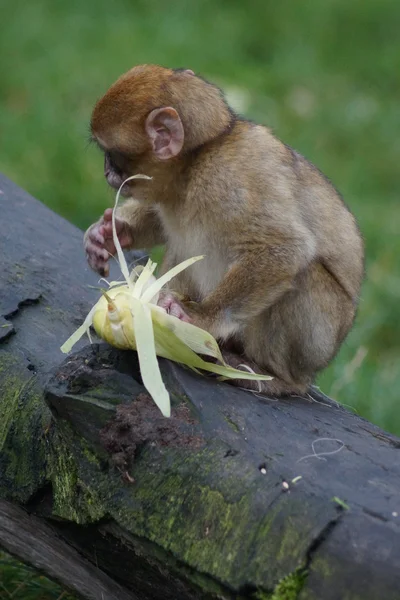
[{"xmin": 186, "ymin": 121, "xmax": 364, "ymax": 304}]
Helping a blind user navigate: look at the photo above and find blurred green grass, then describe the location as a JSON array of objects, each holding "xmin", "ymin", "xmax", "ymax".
[
  {"xmin": 1, "ymin": 0, "xmax": 399, "ymax": 435},
  {"xmin": 0, "ymin": 551, "xmax": 75, "ymax": 599}
]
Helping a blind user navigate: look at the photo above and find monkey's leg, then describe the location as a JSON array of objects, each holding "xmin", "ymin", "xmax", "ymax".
[
  {"xmin": 236, "ymin": 263, "xmax": 356, "ymax": 398},
  {"xmin": 221, "ymin": 350, "xmax": 309, "ymax": 397}
]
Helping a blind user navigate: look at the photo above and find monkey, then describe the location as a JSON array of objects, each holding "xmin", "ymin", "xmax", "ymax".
[{"xmin": 84, "ymin": 64, "xmax": 364, "ymax": 397}]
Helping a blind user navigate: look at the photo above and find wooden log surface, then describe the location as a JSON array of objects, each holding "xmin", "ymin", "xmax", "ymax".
[
  {"xmin": 0, "ymin": 172, "xmax": 399, "ymax": 600},
  {"xmin": 0, "ymin": 500, "xmax": 136, "ymax": 600}
]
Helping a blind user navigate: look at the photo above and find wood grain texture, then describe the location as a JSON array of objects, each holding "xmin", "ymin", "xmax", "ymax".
[{"xmin": 0, "ymin": 500, "xmax": 136, "ymax": 600}]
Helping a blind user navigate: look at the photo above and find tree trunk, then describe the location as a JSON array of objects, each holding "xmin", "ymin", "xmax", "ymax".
[{"xmin": 1, "ymin": 173, "xmax": 399, "ymax": 600}]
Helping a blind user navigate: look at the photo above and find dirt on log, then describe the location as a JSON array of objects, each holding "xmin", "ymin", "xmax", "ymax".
[{"xmin": 0, "ymin": 172, "xmax": 399, "ymax": 600}]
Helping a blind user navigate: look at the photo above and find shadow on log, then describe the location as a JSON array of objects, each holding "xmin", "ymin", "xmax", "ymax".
[{"xmin": 0, "ymin": 173, "xmax": 399, "ymax": 600}]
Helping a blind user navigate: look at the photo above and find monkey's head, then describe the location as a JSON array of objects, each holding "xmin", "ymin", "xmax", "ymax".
[{"xmin": 90, "ymin": 64, "xmax": 233, "ymax": 193}]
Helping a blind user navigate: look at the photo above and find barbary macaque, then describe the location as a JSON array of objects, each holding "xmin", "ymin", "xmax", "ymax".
[{"xmin": 84, "ymin": 64, "xmax": 364, "ymax": 396}]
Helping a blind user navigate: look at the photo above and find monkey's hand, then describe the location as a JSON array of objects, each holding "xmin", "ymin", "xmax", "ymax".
[
  {"xmin": 84, "ymin": 208, "xmax": 134, "ymax": 276},
  {"xmin": 157, "ymin": 291, "xmax": 192, "ymax": 323}
]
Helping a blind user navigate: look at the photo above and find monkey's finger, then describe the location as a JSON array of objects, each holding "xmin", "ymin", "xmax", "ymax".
[
  {"xmin": 86, "ymin": 251, "xmax": 110, "ymax": 276},
  {"xmin": 86, "ymin": 224, "xmax": 105, "ymax": 245},
  {"xmin": 170, "ymin": 303, "xmax": 192, "ymax": 322},
  {"xmin": 87, "ymin": 242, "xmax": 109, "ymax": 261},
  {"xmin": 101, "ymin": 221, "xmax": 114, "ymax": 239},
  {"xmin": 85, "ymin": 247, "xmax": 113, "ymax": 276},
  {"xmin": 103, "ymin": 217, "xmax": 126, "ymax": 238},
  {"xmin": 91, "ymin": 229, "xmax": 105, "ymax": 245},
  {"xmin": 159, "ymin": 294, "xmax": 192, "ymax": 323},
  {"xmin": 103, "ymin": 208, "xmax": 113, "ymax": 222},
  {"xmin": 99, "ymin": 263, "xmax": 110, "ymax": 278}
]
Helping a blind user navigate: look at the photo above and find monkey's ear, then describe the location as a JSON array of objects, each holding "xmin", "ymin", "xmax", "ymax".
[{"xmin": 145, "ymin": 107, "xmax": 184, "ymax": 160}]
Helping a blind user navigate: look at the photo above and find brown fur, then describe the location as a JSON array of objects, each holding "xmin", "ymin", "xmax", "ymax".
[{"xmin": 86, "ymin": 64, "xmax": 364, "ymax": 397}]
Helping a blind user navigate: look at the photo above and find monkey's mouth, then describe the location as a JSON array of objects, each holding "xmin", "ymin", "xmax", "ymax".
[{"xmin": 106, "ymin": 171, "xmax": 131, "ymax": 195}]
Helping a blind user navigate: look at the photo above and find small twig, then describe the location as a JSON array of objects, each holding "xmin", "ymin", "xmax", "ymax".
[
  {"xmin": 306, "ymin": 392, "xmax": 334, "ymax": 408},
  {"xmin": 296, "ymin": 438, "xmax": 345, "ymax": 463}
]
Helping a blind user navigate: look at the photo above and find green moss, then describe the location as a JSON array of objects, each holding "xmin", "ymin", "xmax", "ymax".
[
  {"xmin": 0, "ymin": 356, "xmax": 102, "ymax": 520},
  {"xmin": 276, "ymin": 516, "xmax": 305, "ymax": 562},
  {"xmin": 49, "ymin": 429, "xmax": 106, "ymax": 523},
  {"xmin": 110, "ymin": 466, "xmax": 259, "ymax": 586},
  {"xmin": 308, "ymin": 555, "xmax": 333, "ymax": 580},
  {"xmin": 270, "ymin": 569, "xmax": 307, "ymax": 600},
  {"xmin": 254, "ymin": 569, "xmax": 307, "ymax": 600},
  {"xmin": 99, "ymin": 457, "xmax": 254, "ymax": 583},
  {"xmin": 223, "ymin": 414, "xmax": 241, "ymax": 433},
  {"xmin": 0, "ymin": 358, "xmax": 22, "ymax": 449},
  {"xmin": 75, "ymin": 440, "xmax": 313, "ymax": 593},
  {"xmin": 50, "ymin": 436, "xmax": 80, "ymax": 520},
  {"xmin": 0, "ymin": 356, "xmax": 49, "ymax": 501},
  {"xmin": 82, "ymin": 442, "xmax": 103, "ymax": 467}
]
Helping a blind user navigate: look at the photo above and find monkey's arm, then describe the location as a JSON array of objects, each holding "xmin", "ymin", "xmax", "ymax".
[
  {"xmin": 116, "ymin": 200, "xmax": 166, "ymax": 249},
  {"xmin": 186, "ymin": 233, "xmax": 314, "ymax": 337},
  {"xmin": 84, "ymin": 202, "xmax": 165, "ymax": 275}
]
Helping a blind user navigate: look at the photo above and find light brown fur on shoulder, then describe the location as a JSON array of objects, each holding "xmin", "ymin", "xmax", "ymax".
[{"xmin": 85, "ymin": 64, "xmax": 364, "ymax": 398}]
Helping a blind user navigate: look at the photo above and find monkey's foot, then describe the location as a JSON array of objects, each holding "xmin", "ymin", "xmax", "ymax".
[
  {"xmin": 157, "ymin": 292, "xmax": 192, "ymax": 322},
  {"xmin": 232, "ymin": 376, "xmax": 309, "ymax": 398},
  {"xmin": 221, "ymin": 351, "xmax": 308, "ymax": 398}
]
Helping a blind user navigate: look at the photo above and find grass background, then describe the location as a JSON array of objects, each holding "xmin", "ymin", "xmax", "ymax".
[
  {"xmin": 0, "ymin": 0, "xmax": 399, "ymax": 593},
  {"xmin": 0, "ymin": 551, "xmax": 75, "ymax": 599},
  {"xmin": 1, "ymin": 0, "xmax": 399, "ymax": 431}
]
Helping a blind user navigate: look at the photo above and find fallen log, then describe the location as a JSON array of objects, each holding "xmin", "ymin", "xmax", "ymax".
[{"xmin": 0, "ymin": 173, "xmax": 399, "ymax": 600}]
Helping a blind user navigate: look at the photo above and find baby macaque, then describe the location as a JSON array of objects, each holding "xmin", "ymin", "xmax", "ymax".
[{"xmin": 84, "ymin": 65, "xmax": 364, "ymax": 396}]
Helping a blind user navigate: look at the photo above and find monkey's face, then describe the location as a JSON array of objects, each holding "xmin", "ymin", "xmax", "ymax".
[
  {"xmin": 92, "ymin": 104, "xmax": 184, "ymax": 187},
  {"xmin": 95, "ymin": 115, "xmax": 183, "ymax": 197},
  {"xmin": 103, "ymin": 149, "xmax": 132, "ymax": 192},
  {"xmin": 91, "ymin": 68, "xmax": 187, "ymax": 195},
  {"xmin": 90, "ymin": 113, "xmax": 150, "ymax": 195},
  {"xmin": 90, "ymin": 63, "xmax": 231, "ymax": 197}
]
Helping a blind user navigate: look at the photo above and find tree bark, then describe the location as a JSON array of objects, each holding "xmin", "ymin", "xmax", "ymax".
[{"xmin": 1, "ymin": 173, "xmax": 399, "ymax": 600}]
